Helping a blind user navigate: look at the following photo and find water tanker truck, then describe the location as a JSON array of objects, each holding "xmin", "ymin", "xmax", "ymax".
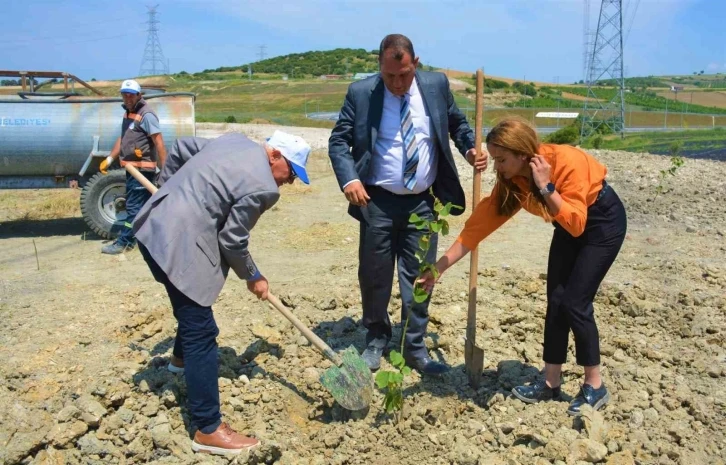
[{"xmin": 0, "ymin": 71, "xmax": 195, "ymax": 238}]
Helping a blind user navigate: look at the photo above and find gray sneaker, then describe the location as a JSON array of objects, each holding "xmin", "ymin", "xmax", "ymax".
[
  {"xmin": 361, "ymin": 337, "xmax": 389, "ymax": 371},
  {"xmin": 101, "ymin": 242, "xmax": 131, "ymax": 255}
]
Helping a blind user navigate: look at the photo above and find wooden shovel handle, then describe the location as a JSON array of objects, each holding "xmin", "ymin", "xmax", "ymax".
[
  {"xmin": 266, "ymin": 292, "xmax": 342, "ymax": 365},
  {"xmin": 125, "ymin": 164, "xmax": 158, "ymax": 194},
  {"xmin": 467, "ymin": 70, "xmax": 485, "ymax": 343}
]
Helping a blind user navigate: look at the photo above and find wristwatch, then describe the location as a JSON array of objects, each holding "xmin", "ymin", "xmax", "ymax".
[{"xmin": 539, "ymin": 182, "xmax": 555, "ymax": 197}]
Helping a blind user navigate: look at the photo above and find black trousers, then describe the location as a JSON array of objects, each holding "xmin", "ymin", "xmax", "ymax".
[
  {"xmin": 358, "ymin": 185, "xmax": 437, "ymax": 360},
  {"xmin": 543, "ymin": 182, "xmax": 627, "ymax": 367}
]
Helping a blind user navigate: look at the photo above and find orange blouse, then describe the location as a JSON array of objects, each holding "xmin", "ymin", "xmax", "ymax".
[{"xmin": 456, "ymin": 143, "xmax": 607, "ymax": 250}]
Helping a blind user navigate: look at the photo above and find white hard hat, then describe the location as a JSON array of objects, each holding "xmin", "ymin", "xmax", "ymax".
[{"xmin": 120, "ymin": 79, "xmax": 141, "ymax": 94}]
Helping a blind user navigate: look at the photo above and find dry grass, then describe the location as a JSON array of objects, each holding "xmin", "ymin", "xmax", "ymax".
[
  {"xmin": 656, "ymin": 90, "xmax": 726, "ymax": 109},
  {"xmin": 0, "ymin": 189, "xmax": 80, "ymax": 222}
]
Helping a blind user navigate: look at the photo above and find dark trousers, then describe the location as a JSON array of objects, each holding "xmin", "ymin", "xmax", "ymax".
[
  {"xmin": 543, "ymin": 183, "xmax": 627, "ymax": 367},
  {"xmin": 358, "ymin": 186, "xmax": 437, "ymax": 360},
  {"xmin": 117, "ymin": 171, "xmax": 155, "ymax": 247},
  {"xmin": 139, "ymin": 244, "xmax": 222, "ymax": 434}
]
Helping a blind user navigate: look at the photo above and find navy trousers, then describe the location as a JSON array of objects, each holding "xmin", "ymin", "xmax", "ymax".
[
  {"xmin": 358, "ymin": 185, "xmax": 438, "ymax": 361},
  {"xmin": 117, "ymin": 171, "xmax": 155, "ymax": 247},
  {"xmin": 139, "ymin": 243, "xmax": 222, "ymax": 434}
]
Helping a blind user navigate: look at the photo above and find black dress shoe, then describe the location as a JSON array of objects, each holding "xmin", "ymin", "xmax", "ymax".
[
  {"xmin": 512, "ymin": 380, "xmax": 562, "ymax": 404},
  {"xmin": 567, "ymin": 383, "xmax": 610, "ymax": 416},
  {"xmin": 405, "ymin": 356, "xmax": 450, "ymax": 375}
]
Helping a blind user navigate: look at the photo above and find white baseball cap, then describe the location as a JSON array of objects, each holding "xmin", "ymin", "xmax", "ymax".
[
  {"xmin": 266, "ymin": 130, "xmax": 312, "ymax": 184},
  {"xmin": 120, "ymin": 79, "xmax": 141, "ymax": 94}
]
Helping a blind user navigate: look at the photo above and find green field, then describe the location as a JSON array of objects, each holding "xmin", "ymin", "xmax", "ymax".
[
  {"xmin": 581, "ymin": 128, "xmax": 726, "ymax": 157},
  {"xmin": 161, "ymin": 76, "xmax": 726, "ymax": 131}
]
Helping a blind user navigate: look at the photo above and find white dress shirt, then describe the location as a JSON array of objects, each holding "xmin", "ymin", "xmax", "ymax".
[{"xmin": 364, "ymin": 77, "xmax": 438, "ymax": 195}]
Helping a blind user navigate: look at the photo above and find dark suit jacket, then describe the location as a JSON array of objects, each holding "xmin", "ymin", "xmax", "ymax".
[{"xmin": 328, "ymin": 70, "xmax": 475, "ymax": 220}]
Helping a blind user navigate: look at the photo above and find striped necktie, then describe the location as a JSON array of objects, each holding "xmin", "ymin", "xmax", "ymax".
[{"xmin": 400, "ymin": 94, "xmax": 419, "ymax": 191}]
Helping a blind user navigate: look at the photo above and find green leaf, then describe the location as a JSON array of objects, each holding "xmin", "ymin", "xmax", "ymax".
[
  {"xmin": 409, "ymin": 213, "xmax": 422, "ymax": 223},
  {"xmin": 415, "ymin": 222, "xmax": 427, "ymax": 230},
  {"xmin": 442, "ymin": 221, "xmax": 449, "ymax": 236},
  {"xmin": 434, "ymin": 202, "xmax": 444, "ymax": 213},
  {"xmin": 418, "ymin": 236, "xmax": 429, "ymax": 251},
  {"xmin": 391, "ymin": 372, "xmax": 404, "ymax": 384},
  {"xmin": 413, "ymin": 287, "xmax": 429, "ymax": 304},
  {"xmin": 425, "ymin": 263, "xmax": 440, "ymax": 279},
  {"xmin": 401, "ymin": 366, "xmax": 412, "ymax": 376},
  {"xmin": 375, "ymin": 371, "xmax": 391, "ymax": 389},
  {"xmin": 441, "ymin": 203, "xmax": 452, "ymax": 216},
  {"xmin": 384, "ymin": 394, "xmax": 396, "ymax": 413},
  {"xmin": 389, "ymin": 351, "xmax": 404, "ymax": 368},
  {"xmin": 415, "ymin": 250, "xmax": 427, "ymax": 262},
  {"xmin": 430, "ymin": 222, "xmax": 442, "ymax": 233}
]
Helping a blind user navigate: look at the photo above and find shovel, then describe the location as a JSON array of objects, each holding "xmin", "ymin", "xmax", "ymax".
[
  {"xmin": 265, "ymin": 293, "xmax": 372, "ymax": 411},
  {"xmin": 464, "ymin": 69, "xmax": 486, "ymax": 388},
  {"xmin": 125, "ymin": 164, "xmax": 373, "ymax": 410}
]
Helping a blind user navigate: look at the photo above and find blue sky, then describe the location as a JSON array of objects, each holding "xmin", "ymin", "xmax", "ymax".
[{"xmin": 0, "ymin": 0, "xmax": 723, "ymax": 84}]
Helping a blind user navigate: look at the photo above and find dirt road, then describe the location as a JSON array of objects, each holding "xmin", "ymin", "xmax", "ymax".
[{"xmin": 1, "ymin": 124, "xmax": 725, "ymax": 465}]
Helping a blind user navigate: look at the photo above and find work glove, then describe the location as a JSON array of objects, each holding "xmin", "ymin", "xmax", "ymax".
[{"xmin": 99, "ymin": 156, "xmax": 114, "ymax": 175}]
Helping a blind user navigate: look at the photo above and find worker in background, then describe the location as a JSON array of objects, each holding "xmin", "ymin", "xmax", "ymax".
[{"xmin": 99, "ymin": 79, "xmax": 167, "ymax": 255}]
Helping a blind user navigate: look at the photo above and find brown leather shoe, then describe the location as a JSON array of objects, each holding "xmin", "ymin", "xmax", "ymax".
[
  {"xmin": 167, "ymin": 355, "xmax": 184, "ymax": 374},
  {"xmin": 191, "ymin": 423, "xmax": 260, "ymax": 455}
]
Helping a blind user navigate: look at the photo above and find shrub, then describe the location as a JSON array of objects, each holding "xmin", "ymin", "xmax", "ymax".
[
  {"xmin": 224, "ymin": 115, "xmax": 237, "ymax": 123},
  {"xmin": 544, "ymin": 124, "xmax": 580, "ymax": 145}
]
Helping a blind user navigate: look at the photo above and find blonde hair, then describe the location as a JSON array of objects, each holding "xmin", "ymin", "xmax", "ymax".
[{"xmin": 486, "ymin": 118, "xmax": 552, "ymax": 220}]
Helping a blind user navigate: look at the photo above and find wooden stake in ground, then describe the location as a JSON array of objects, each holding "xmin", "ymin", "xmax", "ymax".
[
  {"xmin": 465, "ymin": 69, "xmax": 485, "ymax": 388},
  {"xmin": 32, "ymin": 239, "xmax": 39, "ymax": 271}
]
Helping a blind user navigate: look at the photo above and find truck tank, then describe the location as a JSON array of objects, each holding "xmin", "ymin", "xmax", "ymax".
[
  {"xmin": 0, "ymin": 91, "xmax": 196, "ymax": 239},
  {"xmin": 0, "ymin": 92, "xmax": 195, "ymax": 179}
]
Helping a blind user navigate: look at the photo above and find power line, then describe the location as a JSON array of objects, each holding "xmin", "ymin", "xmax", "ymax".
[
  {"xmin": 0, "ymin": 27, "xmax": 145, "ymax": 47},
  {"xmin": 257, "ymin": 45, "xmax": 267, "ymax": 62},
  {"xmin": 0, "ymin": 17, "xmax": 128, "ymax": 38},
  {"xmin": 581, "ymin": 0, "xmax": 626, "ymax": 142},
  {"xmin": 623, "ymin": 0, "xmax": 640, "ymax": 45},
  {"xmin": 139, "ymin": 4, "xmax": 169, "ymax": 76},
  {"xmin": 0, "ymin": 30, "xmax": 145, "ymax": 50}
]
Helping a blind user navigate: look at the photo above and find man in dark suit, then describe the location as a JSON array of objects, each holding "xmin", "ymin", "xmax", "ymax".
[{"xmin": 328, "ymin": 34, "xmax": 486, "ymax": 375}]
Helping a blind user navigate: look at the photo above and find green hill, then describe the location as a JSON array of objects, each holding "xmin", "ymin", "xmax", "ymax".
[
  {"xmin": 198, "ymin": 48, "xmax": 438, "ymax": 77},
  {"xmin": 202, "ymin": 48, "xmax": 380, "ymax": 76}
]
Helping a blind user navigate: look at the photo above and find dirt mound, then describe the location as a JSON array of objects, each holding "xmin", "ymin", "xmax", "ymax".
[{"xmin": 1, "ymin": 125, "xmax": 725, "ymax": 464}]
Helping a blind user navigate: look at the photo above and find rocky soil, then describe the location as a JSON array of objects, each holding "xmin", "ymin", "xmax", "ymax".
[{"xmin": 0, "ymin": 123, "xmax": 725, "ymax": 465}]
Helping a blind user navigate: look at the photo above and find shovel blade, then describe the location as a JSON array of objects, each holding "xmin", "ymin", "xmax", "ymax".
[
  {"xmin": 465, "ymin": 338, "xmax": 485, "ymax": 388},
  {"xmin": 319, "ymin": 346, "xmax": 373, "ymax": 411}
]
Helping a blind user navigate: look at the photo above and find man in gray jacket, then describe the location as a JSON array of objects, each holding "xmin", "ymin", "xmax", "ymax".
[{"xmin": 133, "ymin": 130, "xmax": 311, "ymax": 455}]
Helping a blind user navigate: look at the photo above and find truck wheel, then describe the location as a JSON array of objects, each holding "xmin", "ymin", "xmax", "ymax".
[{"xmin": 80, "ymin": 170, "xmax": 127, "ymax": 239}]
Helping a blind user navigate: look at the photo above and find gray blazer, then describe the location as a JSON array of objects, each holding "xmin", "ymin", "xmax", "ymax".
[
  {"xmin": 133, "ymin": 133, "xmax": 280, "ymax": 306},
  {"xmin": 157, "ymin": 136, "xmax": 212, "ymax": 187},
  {"xmin": 328, "ymin": 70, "xmax": 475, "ymax": 221}
]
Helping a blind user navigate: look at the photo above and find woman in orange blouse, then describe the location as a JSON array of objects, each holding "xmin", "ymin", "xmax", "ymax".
[{"xmin": 418, "ymin": 118, "xmax": 627, "ymax": 415}]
